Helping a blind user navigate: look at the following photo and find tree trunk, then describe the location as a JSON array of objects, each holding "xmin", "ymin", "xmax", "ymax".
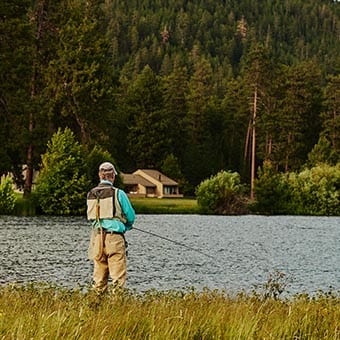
[
  {"xmin": 250, "ymin": 86, "xmax": 257, "ymax": 200},
  {"xmin": 268, "ymin": 134, "xmax": 272, "ymax": 156},
  {"xmin": 24, "ymin": 67, "xmax": 36, "ymax": 198},
  {"xmin": 24, "ymin": 1, "xmax": 44, "ymax": 198},
  {"xmin": 23, "ymin": 133, "xmax": 34, "ymax": 197},
  {"xmin": 244, "ymin": 119, "xmax": 252, "ymax": 161},
  {"xmin": 284, "ymin": 132, "xmax": 292, "ymax": 172}
]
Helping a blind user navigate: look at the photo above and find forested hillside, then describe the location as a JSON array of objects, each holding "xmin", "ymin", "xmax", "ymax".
[{"xmin": 1, "ymin": 0, "xmax": 339, "ymax": 195}]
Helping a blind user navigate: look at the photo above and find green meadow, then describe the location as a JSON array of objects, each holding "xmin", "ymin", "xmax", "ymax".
[
  {"xmin": 129, "ymin": 197, "xmax": 199, "ymax": 214},
  {"xmin": 0, "ymin": 284, "xmax": 339, "ymax": 339},
  {"xmin": 11, "ymin": 196, "xmax": 199, "ymax": 216}
]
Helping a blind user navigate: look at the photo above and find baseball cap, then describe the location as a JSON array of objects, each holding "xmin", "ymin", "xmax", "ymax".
[{"xmin": 99, "ymin": 162, "xmax": 117, "ymax": 175}]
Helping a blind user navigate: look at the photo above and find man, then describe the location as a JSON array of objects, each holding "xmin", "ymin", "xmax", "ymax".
[{"xmin": 87, "ymin": 161, "xmax": 135, "ymax": 293}]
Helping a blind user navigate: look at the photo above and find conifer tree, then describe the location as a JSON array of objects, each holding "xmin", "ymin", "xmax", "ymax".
[
  {"xmin": 321, "ymin": 74, "xmax": 340, "ymax": 160},
  {"xmin": 239, "ymin": 42, "xmax": 274, "ymax": 198},
  {"xmin": 126, "ymin": 65, "xmax": 168, "ymax": 168},
  {"xmin": 0, "ymin": 0, "xmax": 58, "ymax": 194},
  {"xmin": 0, "ymin": 0, "xmax": 32, "ymax": 177},
  {"xmin": 44, "ymin": 0, "xmax": 116, "ymax": 146},
  {"xmin": 276, "ymin": 61, "xmax": 323, "ymax": 171},
  {"xmin": 184, "ymin": 55, "xmax": 222, "ymax": 187},
  {"xmin": 221, "ymin": 78, "xmax": 249, "ymax": 176},
  {"xmin": 161, "ymin": 56, "xmax": 189, "ymax": 160}
]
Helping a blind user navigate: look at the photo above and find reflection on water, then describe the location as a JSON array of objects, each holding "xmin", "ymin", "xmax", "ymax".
[{"xmin": 0, "ymin": 214, "xmax": 339, "ymax": 296}]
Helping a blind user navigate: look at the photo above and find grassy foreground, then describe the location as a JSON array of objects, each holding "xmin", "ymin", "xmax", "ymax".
[{"xmin": 0, "ymin": 284, "xmax": 339, "ymax": 339}]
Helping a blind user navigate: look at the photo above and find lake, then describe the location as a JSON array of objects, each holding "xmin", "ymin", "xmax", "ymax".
[{"xmin": 0, "ymin": 215, "xmax": 339, "ymax": 296}]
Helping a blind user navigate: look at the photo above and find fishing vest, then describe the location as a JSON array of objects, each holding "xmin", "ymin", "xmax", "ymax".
[{"xmin": 87, "ymin": 183, "xmax": 127, "ymax": 224}]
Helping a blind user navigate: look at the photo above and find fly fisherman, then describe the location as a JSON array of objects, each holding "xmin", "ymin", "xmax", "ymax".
[{"xmin": 87, "ymin": 162, "xmax": 135, "ymax": 293}]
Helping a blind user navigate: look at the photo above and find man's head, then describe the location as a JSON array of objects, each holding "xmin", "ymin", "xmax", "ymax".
[{"xmin": 99, "ymin": 162, "xmax": 117, "ymax": 182}]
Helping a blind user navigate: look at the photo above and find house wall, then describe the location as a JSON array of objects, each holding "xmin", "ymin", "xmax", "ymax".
[
  {"xmin": 134, "ymin": 170, "xmax": 163, "ymax": 197},
  {"xmin": 137, "ymin": 184, "xmax": 147, "ymax": 195}
]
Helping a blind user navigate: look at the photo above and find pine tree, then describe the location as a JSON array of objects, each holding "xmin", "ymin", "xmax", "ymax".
[
  {"xmin": 276, "ymin": 61, "xmax": 323, "ymax": 171},
  {"xmin": 126, "ymin": 65, "xmax": 168, "ymax": 168},
  {"xmin": 44, "ymin": 0, "xmax": 116, "ymax": 145},
  {"xmin": 0, "ymin": 0, "xmax": 32, "ymax": 177},
  {"xmin": 321, "ymin": 74, "xmax": 340, "ymax": 159},
  {"xmin": 239, "ymin": 42, "xmax": 274, "ymax": 198},
  {"xmin": 161, "ymin": 56, "xmax": 189, "ymax": 160}
]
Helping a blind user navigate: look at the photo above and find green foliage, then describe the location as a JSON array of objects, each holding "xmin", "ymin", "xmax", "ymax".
[
  {"xmin": 35, "ymin": 128, "xmax": 90, "ymax": 215},
  {"xmin": 0, "ymin": 1, "xmax": 35, "ymax": 177},
  {"xmin": 160, "ymin": 154, "xmax": 182, "ymax": 180},
  {"xmin": 196, "ymin": 170, "xmax": 248, "ymax": 214},
  {"xmin": 126, "ymin": 65, "xmax": 168, "ymax": 168},
  {"xmin": 160, "ymin": 153, "xmax": 190, "ymax": 195},
  {"xmin": 1, "ymin": 283, "xmax": 339, "ymax": 339},
  {"xmin": 85, "ymin": 145, "xmax": 121, "ymax": 188},
  {"xmin": 288, "ymin": 163, "xmax": 340, "ymax": 216},
  {"xmin": 0, "ymin": 175, "xmax": 16, "ymax": 214},
  {"xmin": 14, "ymin": 194, "xmax": 37, "ymax": 216},
  {"xmin": 307, "ymin": 136, "xmax": 339, "ymax": 166},
  {"xmin": 255, "ymin": 162, "xmax": 340, "ymax": 215},
  {"xmin": 220, "ymin": 78, "xmax": 250, "ymax": 176},
  {"xmin": 161, "ymin": 58, "xmax": 189, "ymax": 159},
  {"xmin": 254, "ymin": 161, "xmax": 292, "ymax": 214},
  {"xmin": 320, "ymin": 74, "xmax": 340, "ymax": 159},
  {"xmin": 44, "ymin": 0, "xmax": 116, "ymax": 146}
]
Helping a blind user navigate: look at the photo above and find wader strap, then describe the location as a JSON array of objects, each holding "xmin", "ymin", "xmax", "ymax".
[
  {"xmin": 94, "ymin": 191, "xmax": 104, "ymax": 260},
  {"xmin": 122, "ymin": 233, "xmax": 128, "ymax": 258},
  {"xmin": 95, "ymin": 191, "xmax": 100, "ymax": 222}
]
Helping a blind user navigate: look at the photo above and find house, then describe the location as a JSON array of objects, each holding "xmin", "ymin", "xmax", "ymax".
[{"xmin": 121, "ymin": 169, "xmax": 183, "ymax": 198}]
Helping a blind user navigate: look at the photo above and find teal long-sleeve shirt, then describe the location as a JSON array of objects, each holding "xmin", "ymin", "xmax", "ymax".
[{"xmin": 92, "ymin": 180, "xmax": 135, "ymax": 233}]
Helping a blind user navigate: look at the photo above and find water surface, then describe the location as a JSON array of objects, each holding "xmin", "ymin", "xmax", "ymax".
[{"xmin": 0, "ymin": 215, "xmax": 339, "ymax": 296}]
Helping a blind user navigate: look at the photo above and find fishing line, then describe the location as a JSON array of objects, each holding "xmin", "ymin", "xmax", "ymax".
[{"xmin": 133, "ymin": 226, "xmax": 215, "ymax": 260}]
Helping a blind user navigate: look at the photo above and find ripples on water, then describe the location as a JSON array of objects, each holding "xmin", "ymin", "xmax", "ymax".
[{"xmin": 0, "ymin": 215, "xmax": 339, "ymax": 296}]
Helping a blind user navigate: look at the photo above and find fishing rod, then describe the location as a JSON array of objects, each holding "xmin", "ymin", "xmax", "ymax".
[{"xmin": 133, "ymin": 226, "xmax": 215, "ymax": 260}]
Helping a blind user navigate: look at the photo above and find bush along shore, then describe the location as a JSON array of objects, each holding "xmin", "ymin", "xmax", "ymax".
[{"xmin": 0, "ymin": 281, "xmax": 339, "ymax": 339}]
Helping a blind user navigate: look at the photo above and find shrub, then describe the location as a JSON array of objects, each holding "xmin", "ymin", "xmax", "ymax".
[
  {"xmin": 0, "ymin": 174, "xmax": 16, "ymax": 214},
  {"xmin": 254, "ymin": 161, "xmax": 292, "ymax": 214},
  {"xmin": 307, "ymin": 136, "xmax": 339, "ymax": 166},
  {"xmin": 196, "ymin": 170, "xmax": 248, "ymax": 214},
  {"xmin": 35, "ymin": 128, "xmax": 90, "ymax": 215},
  {"xmin": 254, "ymin": 162, "xmax": 340, "ymax": 216},
  {"xmin": 288, "ymin": 163, "xmax": 340, "ymax": 215}
]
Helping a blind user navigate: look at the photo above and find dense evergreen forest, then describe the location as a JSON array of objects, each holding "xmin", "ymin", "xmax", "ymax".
[{"xmin": 1, "ymin": 0, "xmax": 339, "ymax": 196}]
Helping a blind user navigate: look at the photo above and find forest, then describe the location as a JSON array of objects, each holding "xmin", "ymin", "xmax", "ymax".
[{"xmin": 1, "ymin": 0, "xmax": 339, "ymax": 197}]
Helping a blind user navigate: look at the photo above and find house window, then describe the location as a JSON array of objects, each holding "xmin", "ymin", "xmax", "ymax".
[
  {"xmin": 163, "ymin": 186, "xmax": 177, "ymax": 195},
  {"xmin": 125, "ymin": 184, "xmax": 138, "ymax": 194},
  {"xmin": 146, "ymin": 187, "xmax": 156, "ymax": 195}
]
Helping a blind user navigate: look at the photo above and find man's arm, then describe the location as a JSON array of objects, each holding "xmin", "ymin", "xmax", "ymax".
[{"xmin": 118, "ymin": 190, "xmax": 135, "ymax": 230}]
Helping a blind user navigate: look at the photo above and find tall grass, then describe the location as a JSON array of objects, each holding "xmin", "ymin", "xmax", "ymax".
[
  {"xmin": 0, "ymin": 283, "xmax": 339, "ymax": 339},
  {"xmin": 13, "ymin": 196, "xmax": 37, "ymax": 216}
]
